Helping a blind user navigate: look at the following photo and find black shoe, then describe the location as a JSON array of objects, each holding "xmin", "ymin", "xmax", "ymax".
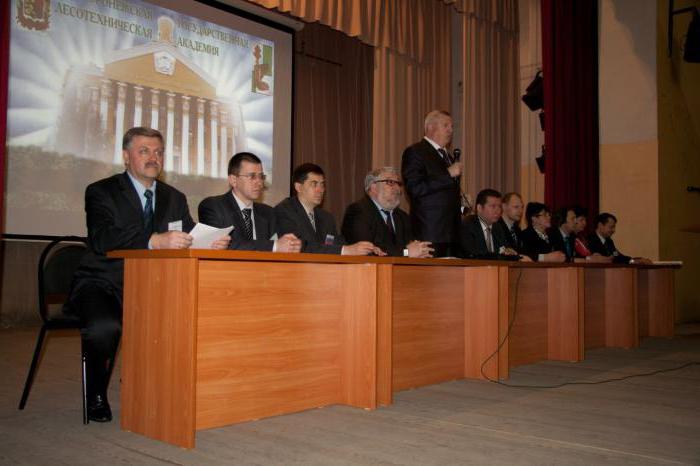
[{"xmin": 87, "ymin": 394, "xmax": 112, "ymax": 422}]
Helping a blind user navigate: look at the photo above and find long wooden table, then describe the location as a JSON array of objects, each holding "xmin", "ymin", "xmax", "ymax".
[{"xmin": 109, "ymin": 250, "xmax": 678, "ymax": 448}]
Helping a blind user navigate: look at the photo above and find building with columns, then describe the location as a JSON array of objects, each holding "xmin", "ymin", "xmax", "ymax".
[{"xmin": 55, "ymin": 17, "xmax": 246, "ymax": 179}]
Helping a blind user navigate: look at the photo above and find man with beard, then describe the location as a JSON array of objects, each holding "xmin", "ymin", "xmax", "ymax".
[{"xmin": 342, "ymin": 167, "xmax": 433, "ymax": 257}]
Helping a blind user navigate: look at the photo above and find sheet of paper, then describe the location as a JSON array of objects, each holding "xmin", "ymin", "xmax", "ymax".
[{"xmin": 189, "ymin": 223, "xmax": 233, "ymax": 249}]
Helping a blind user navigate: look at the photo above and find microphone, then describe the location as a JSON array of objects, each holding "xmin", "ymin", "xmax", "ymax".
[{"xmin": 453, "ymin": 148, "xmax": 461, "ymax": 162}]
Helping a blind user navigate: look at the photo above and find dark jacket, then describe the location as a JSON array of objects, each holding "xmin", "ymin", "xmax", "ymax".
[
  {"xmin": 341, "ymin": 196, "xmax": 413, "ymax": 257},
  {"xmin": 274, "ymin": 196, "xmax": 346, "ymax": 254}
]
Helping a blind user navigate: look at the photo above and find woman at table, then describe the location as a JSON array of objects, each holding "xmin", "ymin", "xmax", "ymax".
[{"xmin": 520, "ymin": 202, "xmax": 567, "ymax": 262}]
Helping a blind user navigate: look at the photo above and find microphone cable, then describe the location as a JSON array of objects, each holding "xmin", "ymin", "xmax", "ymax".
[{"xmin": 478, "ymin": 269, "xmax": 700, "ymax": 389}]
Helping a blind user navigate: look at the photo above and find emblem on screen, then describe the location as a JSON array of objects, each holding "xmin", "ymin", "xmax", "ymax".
[
  {"xmin": 252, "ymin": 43, "xmax": 273, "ymax": 95},
  {"xmin": 154, "ymin": 51, "xmax": 176, "ymax": 76},
  {"xmin": 16, "ymin": 0, "xmax": 51, "ymax": 31}
]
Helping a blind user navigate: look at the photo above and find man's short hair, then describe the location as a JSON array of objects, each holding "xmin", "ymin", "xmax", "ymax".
[
  {"xmin": 525, "ymin": 202, "xmax": 549, "ymax": 226},
  {"xmin": 122, "ymin": 127, "xmax": 163, "ymax": 150},
  {"xmin": 292, "ymin": 163, "xmax": 325, "ymax": 185},
  {"xmin": 424, "ymin": 110, "xmax": 451, "ymax": 132},
  {"xmin": 364, "ymin": 167, "xmax": 398, "ymax": 192},
  {"xmin": 502, "ymin": 192, "xmax": 522, "ymax": 204},
  {"xmin": 554, "ymin": 205, "xmax": 589, "ymax": 226},
  {"xmin": 596, "ymin": 212, "xmax": 617, "ymax": 226},
  {"xmin": 228, "ymin": 152, "xmax": 262, "ymax": 175},
  {"xmin": 571, "ymin": 205, "xmax": 588, "ymax": 218},
  {"xmin": 475, "ymin": 188, "xmax": 502, "ymax": 207}
]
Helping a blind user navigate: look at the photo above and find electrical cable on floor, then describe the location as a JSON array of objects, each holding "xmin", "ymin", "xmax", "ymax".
[{"xmin": 478, "ymin": 268, "xmax": 700, "ymax": 389}]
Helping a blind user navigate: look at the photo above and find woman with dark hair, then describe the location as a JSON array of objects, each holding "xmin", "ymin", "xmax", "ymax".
[{"xmin": 520, "ymin": 202, "xmax": 566, "ymax": 262}]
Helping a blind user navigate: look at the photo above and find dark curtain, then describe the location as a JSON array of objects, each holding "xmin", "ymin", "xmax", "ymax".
[
  {"xmin": 1, "ymin": 0, "xmax": 9, "ymax": 233},
  {"xmin": 542, "ymin": 0, "xmax": 599, "ymax": 224},
  {"xmin": 293, "ymin": 22, "xmax": 373, "ymax": 225}
]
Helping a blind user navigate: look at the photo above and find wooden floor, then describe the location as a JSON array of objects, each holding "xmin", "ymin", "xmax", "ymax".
[{"xmin": 1, "ymin": 326, "xmax": 699, "ymax": 465}]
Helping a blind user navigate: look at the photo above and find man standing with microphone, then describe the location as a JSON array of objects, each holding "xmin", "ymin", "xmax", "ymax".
[{"xmin": 401, "ymin": 110, "xmax": 463, "ymax": 257}]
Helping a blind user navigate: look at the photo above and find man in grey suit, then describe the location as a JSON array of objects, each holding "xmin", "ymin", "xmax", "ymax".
[
  {"xmin": 275, "ymin": 163, "xmax": 383, "ymax": 255},
  {"xmin": 198, "ymin": 152, "xmax": 301, "ymax": 253},
  {"xmin": 66, "ymin": 127, "xmax": 230, "ymax": 422}
]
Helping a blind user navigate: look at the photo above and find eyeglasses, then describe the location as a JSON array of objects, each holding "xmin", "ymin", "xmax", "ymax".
[
  {"xmin": 375, "ymin": 179, "xmax": 403, "ymax": 187},
  {"xmin": 236, "ymin": 173, "xmax": 267, "ymax": 181}
]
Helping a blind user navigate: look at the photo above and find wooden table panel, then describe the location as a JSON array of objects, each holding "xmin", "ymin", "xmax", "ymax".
[
  {"xmin": 584, "ymin": 268, "xmax": 638, "ymax": 349},
  {"xmin": 121, "ymin": 258, "xmax": 198, "ymax": 449},
  {"xmin": 508, "ymin": 268, "xmax": 548, "ymax": 367},
  {"xmin": 464, "ymin": 266, "xmax": 508, "ymax": 380},
  {"xmin": 392, "ymin": 266, "xmax": 465, "ymax": 391},
  {"xmin": 547, "ymin": 268, "xmax": 584, "ymax": 362},
  {"xmin": 196, "ymin": 261, "xmax": 377, "ymax": 429},
  {"xmin": 638, "ymin": 268, "xmax": 675, "ymax": 337}
]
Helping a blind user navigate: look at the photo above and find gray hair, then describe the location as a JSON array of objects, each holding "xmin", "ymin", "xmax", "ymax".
[
  {"xmin": 424, "ymin": 110, "xmax": 451, "ymax": 133},
  {"xmin": 364, "ymin": 167, "xmax": 399, "ymax": 192}
]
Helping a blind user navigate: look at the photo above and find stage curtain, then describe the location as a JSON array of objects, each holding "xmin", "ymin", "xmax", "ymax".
[
  {"xmin": 292, "ymin": 22, "xmax": 374, "ymax": 224},
  {"xmin": 249, "ymin": 0, "xmax": 427, "ymax": 61},
  {"xmin": 371, "ymin": 1, "xmax": 452, "ymax": 173},
  {"xmin": 451, "ymin": 0, "xmax": 520, "ymax": 199},
  {"xmin": 1, "ymin": 0, "xmax": 9, "ymax": 233},
  {"xmin": 542, "ymin": 0, "xmax": 599, "ymax": 217}
]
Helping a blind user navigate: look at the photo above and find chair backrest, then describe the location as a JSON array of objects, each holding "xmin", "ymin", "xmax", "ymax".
[{"xmin": 38, "ymin": 236, "xmax": 88, "ymax": 322}]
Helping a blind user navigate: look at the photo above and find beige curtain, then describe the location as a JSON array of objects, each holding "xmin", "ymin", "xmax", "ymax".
[
  {"xmin": 371, "ymin": 1, "xmax": 452, "ymax": 173},
  {"xmin": 248, "ymin": 0, "xmax": 520, "ymax": 203},
  {"xmin": 450, "ymin": 0, "xmax": 521, "ymax": 199},
  {"xmin": 292, "ymin": 23, "xmax": 374, "ymax": 225},
  {"xmin": 248, "ymin": 0, "xmax": 453, "ymax": 175}
]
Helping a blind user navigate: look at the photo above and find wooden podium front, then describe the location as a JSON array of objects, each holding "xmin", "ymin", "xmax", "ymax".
[{"xmin": 109, "ymin": 250, "xmax": 678, "ymax": 448}]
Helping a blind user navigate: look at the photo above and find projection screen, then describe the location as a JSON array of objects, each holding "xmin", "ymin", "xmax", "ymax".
[{"xmin": 5, "ymin": 0, "xmax": 294, "ymax": 236}]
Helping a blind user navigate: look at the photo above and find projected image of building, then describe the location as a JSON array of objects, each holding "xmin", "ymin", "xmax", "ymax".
[{"xmin": 55, "ymin": 16, "xmax": 247, "ymax": 179}]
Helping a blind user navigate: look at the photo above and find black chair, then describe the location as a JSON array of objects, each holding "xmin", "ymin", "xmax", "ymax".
[{"xmin": 18, "ymin": 236, "xmax": 89, "ymax": 423}]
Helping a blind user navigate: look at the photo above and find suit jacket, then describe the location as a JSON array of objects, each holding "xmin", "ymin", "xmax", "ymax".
[
  {"xmin": 198, "ymin": 191, "xmax": 275, "ymax": 251},
  {"xmin": 274, "ymin": 196, "xmax": 346, "ymax": 254},
  {"xmin": 586, "ymin": 233, "xmax": 631, "ymax": 263},
  {"xmin": 70, "ymin": 172, "xmax": 195, "ymax": 296},
  {"xmin": 401, "ymin": 138, "xmax": 461, "ymax": 244},
  {"xmin": 497, "ymin": 217, "xmax": 523, "ymax": 252},
  {"xmin": 520, "ymin": 226, "xmax": 556, "ymax": 262},
  {"xmin": 549, "ymin": 227, "xmax": 576, "ymax": 261},
  {"xmin": 459, "ymin": 215, "xmax": 516, "ymax": 260},
  {"xmin": 341, "ymin": 196, "xmax": 413, "ymax": 257}
]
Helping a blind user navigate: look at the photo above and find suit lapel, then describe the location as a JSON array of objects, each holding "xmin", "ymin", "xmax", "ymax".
[
  {"xmin": 118, "ymin": 172, "xmax": 145, "ymax": 219},
  {"xmin": 225, "ymin": 192, "xmax": 246, "ymax": 234},
  {"xmin": 154, "ymin": 181, "xmax": 170, "ymax": 231},
  {"xmin": 292, "ymin": 197, "xmax": 319, "ymax": 241},
  {"xmin": 253, "ymin": 203, "xmax": 270, "ymax": 240}
]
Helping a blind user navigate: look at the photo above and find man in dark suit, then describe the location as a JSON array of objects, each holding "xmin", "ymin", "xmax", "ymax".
[
  {"xmin": 341, "ymin": 167, "xmax": 433, "ymax": 257},
  {"xmin": 549, "ymin": 206, "xmax": 578, "ymax": 261},
  {"xmin": 198, "ymin": 152, "xmax": 301, "ymax": 253},
  {"xmin": 66, "ymin": 127, "xmax": 230, "ymax": 422},
  {"xmin": 459, "ymin": 189, "xmax": 521, "ymax": 260},
  {"xmin": 497, "ymin": 192, "xmax": 524, "ymax": 252},
  {"xmin": 520, "ymin": 202, "xmax": 566, "ymax": 262},
  {"xmin": 587, "ymin": 212, "xmax": 651, "ymax": 264},
  {"xmin": 275, "ymin": 163, "xmax": 383, "ymax": 255},
  {"xmin": 401, "ymin": 110, "xmax": 462, "ymax": 257}
]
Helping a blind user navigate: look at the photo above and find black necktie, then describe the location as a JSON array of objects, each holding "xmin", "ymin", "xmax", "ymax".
[
  {"xmin": 510, "ymin": 225, "xmax": 518, "ymax": 246},
  {"xmin": 438, "ymin": 148, "xmax": 450, "ymax": 167},
  {"xmin": 143, "ymin": 190, "xmax": 154, "ymax": 236},
  {"xmin": 241, "ymin": 208, "xmax": 253, "ymax": 240},
  {"xmin": 381, "ymin": 209, "xmax": 396, "ymax": 241}
]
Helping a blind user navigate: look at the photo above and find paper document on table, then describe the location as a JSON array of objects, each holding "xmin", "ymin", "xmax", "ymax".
[
  {"xmin": 190, "ymin": 223, "xmax": 233, "ymax": 249},
  {"xmin": 652, "ymin": 260, "xmax": 683, "ymax": 266}
]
